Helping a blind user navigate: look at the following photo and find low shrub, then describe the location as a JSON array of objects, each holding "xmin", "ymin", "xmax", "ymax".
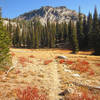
[
  {"xmin": 29, "ymin": 55, "xmax": 35, "ymax": 58},
  {"xmin": 65, "ymin": 88, "xmax": 99, "ymax": 100},
  {"xmin": 70, "ymin": 59, "xmax": 95, "ymax": 75},
  {"xmin": 88, "ymin": 69, "xmax": 95, "ymax": 75},
  {"xmin": 59, "ymin": 59, "xmax": 74, "ymax": 65},
  {"xmin": 65, "ymin": 60, "xmax": 74, "ymax": 65},
  {"xmin": 44, "ymin": 60, "xmax": 53, "ymax": 65},
  {"xmin": 18, "ymin": 57, "xmax": 29, "ymax": 67},
  {"xmin": 11, "ymin": 52, "xmax": 15, "ymax": 57},
  {"xmin": 59, "ymin": 59, "xmax": 65, "ymax": 64},
  {"xmin": 95, "ymin": 63, "xmax": 100, "ymax": 66},
  {"xmin": 16, "ymin": 86, "xmax": 47, "ymax": 100}
]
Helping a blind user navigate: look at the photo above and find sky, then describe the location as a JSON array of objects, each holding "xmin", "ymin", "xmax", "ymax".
[{"xmin": 0, "ymin": 0, "xmax": 100, "ymax": 18}]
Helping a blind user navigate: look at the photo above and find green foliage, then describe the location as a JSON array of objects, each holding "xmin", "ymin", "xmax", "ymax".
[
  {"xmin": 87, "ymin": 12, "xmax": 93, "ymax": 49},
  {"xmin": 77, "ymin": 7, "xmax": 85, "ymax": 50},
  {"xmin": 83, "ymin": 15, "xmax": 88, "ymax": 49},
  {"xmin": 68, "ymin": 21, "xmax": 79, "ymax": 53},
  {"xmin": 92, "ymin": 7, "xmax": 100, "ymax": 54},
  {"xmin": 12, "ymin": 24, "xmax": 20, "ymax": 47},
  {"xmin": 0, "ymin": 14, "xmax": 11, "ymax": 68}
]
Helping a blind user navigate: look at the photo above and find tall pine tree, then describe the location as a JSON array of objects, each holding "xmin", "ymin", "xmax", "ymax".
[
  {"xmin": 68, "ymin": 21, "xmax": 79, "ymax": 53},
  {"xmin": 0, "ymin": 8, "xmax": 11, "ymax": 68},
  {"xmin": 92, "ymin": 7, "xmax": 100, "ymax": 54},
  {"xmin": 77, "ymin": 7, "xmax": 84, "ymax": 50},
  {"xmin": 87, "ymin": 12, "xmax": 93, "ymax": 49}
]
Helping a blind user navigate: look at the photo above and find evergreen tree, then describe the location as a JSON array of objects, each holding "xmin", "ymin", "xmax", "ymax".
[
  {"xmin": 92, "ymin": 7, "xmax": 100, "ymax": 54},
  {"xmin": 63, "ymin": 22, "xmax": 68, "ymax": 42},
  {"xmin": 72, "ymin": 23, "xmax": 79, "ymax": 53},
  {"xmin": 34, "ymin": 21, "xmax": 40, "ymax": 48},
  {"xmin": 27, "ymin": 22, "xmax": 33, "ymax": 48},
  {"xmin": 0, "ymin": 8, "xmax": 11, "ymax": 68},
  {"xmin": 77, "ymin": 7, "xmax": 84, "ymax": 50},
  {"xmin": 87, "ymin": 12, "xmax": 93, "ymax": 49},
  {"xmin": 60, "ymin": 23, "xmax": 64, "ymax": 43},
  {"xmin": 83, "ymin": 15, "xmax": 88, "ymax": 49},
  {"xmin": 26, "ymin": 28, "xmax": 31, "ymax": 48},
  {"xmin": 56, "ymin": 23, "xmax": 63, "ymax": 47},
  {"xmin": 46, "ymin": 21, "xmax": 51, "ymax": 48},
  {"xmin": 32, "ymin": 27, "xmax": 35, "ymax": 48},
  {"xmin": 68, "ymin": 21, "xmax": 73, "ymax": 43},
  {"xmin": 40, "ymin": 26, "xmax": 45, "ymax": 47},
  {"xmin": 12, "ymin": 24, "xmax": 20, "ymax": 47},
  {"xmin": 21, "ymin": 27, "xmax": 26, "ymax": 47},
  {"xmin": 50, "ymin": 23, "xmax": 56, "ymax": 48},
  {"xmin": 7, "ymin": 19, "xmax": 12, "ymax": 40},
  {"xmin": 68, "ymin": 21, "xmax": 79, "ymax": 53}
]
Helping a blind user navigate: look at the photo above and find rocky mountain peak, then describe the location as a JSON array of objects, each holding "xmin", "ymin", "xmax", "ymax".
[{"xmin": 17, "ymin": 6, "xmax": 82, "ymax": 25}]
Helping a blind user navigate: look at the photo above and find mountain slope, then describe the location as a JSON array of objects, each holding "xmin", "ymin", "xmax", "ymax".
[{"xmin": 17, "ymin": 6, "xmax": 81, "ymax": 24}]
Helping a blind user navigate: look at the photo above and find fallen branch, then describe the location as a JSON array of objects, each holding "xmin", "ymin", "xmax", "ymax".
[
  {"xmin": 2, "ymin": 57, "xmax": 18, "ymax": 80},
  {"xmin": 72, "ymin": 81, "xmax": 100, "ymax": 90}
]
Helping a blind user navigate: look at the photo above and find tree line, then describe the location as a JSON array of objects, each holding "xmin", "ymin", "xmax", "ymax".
[{"xmin": 7, "ymin": 7, "xmax": 100, "ymax": 55}]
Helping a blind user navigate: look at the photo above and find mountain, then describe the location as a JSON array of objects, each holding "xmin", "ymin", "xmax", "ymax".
[{"xmin": 17, "ymin": 6, "xmax": 82, "ymax": 25}]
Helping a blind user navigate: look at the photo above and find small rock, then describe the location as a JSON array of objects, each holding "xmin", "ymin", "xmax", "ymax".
[
  {"xmin": 64, "ymin": 69, "xmax": 72, "ymax": 73},
  {"xmin": 72, "ymin": 74, "xmax": 80, "ymax": 77},
  {"xmin": 59, "ymin": 89, "xmax": 69, "ymax": 96},
  {"xmin": 57, "ymin": 56, "xmax": 68, "ymax": 59}
]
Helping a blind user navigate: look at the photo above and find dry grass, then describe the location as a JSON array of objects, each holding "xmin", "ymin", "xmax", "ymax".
[{"xmin": 0, "ymin": 48, "xmax": 99, "ymax": 100}]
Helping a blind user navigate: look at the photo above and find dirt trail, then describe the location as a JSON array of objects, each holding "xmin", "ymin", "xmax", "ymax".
[{"xmin": 48, "ymin": 52, "xmax": 62, "ymax": 100}]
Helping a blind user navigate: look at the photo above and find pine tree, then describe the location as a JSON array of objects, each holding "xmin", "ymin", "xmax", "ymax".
[
  {"xmin": 21, "ymin": 28, "xmax": 26, "ymax": 47},
  {"xmin": 32, "ymin": 27, "xmax": 35, "ymax": 48},
  {"xmin": 68, "ymin": 21, "xmax": 72, "ymax": 43},
  {"xmin": 63, "ymin": 22, "xmax": 68, "ymax": 42},
  {"xmin": 72, "ymin": 23, "xmax": 79, "ymax": 53},
  {"xmin": 77, "ymin": 7, "xmax": 84, "ymax": 50},
  {"xmin": 83, "ymin": 15, "xmax": 88, "ymax": 49},
  {"xmin": 40, "ymin": 26, "xmax": 45, "ymax": 47},
  {"xmin": 50, "ymin": 23, "xmax": 56, "ymax": 48},
  {"xmin": 28, "ymin": 22, "xmax": 33, "ymax": 48},
  {"xmin": 46, "ymin": 21, "xmax": 51, "ymax": 48},
  {"xmin": 0, "ymin": 8, "xmax": 11, "ymax": 68},
  {"xmin": 12, "ymin": 24, "xmax": 20, "ymax": 47},
  {"xmin": 60, "ymin": 23, "xmax": 64, "ymax": 43},
  {"xmin": 34, "ymin": 21, "xmax": 40, "ymax": 48},
  {"xmin": 26, "ymin": 28, "xmax": 31, "ymax": 48},
  {"xmin": 92, "ymin": 7, "xmax": 100, "ymax": 54},
  {"xmin": 7, "ymin": 19, "xmax": 12, "ymax": 40},
  {"xmin": 87, "ymin": 12, "xmax": 93, "ymax": 49},
  {"xmin": 56, "ymin": 23, "xmax": 63, "ymax": 47},
  {"xmin": 55, "ymin": 22, "xmax": 59, "ymax": 45},
  {"xmin": 68, "ymin": 21, "xmax": 79, "ymax": 53}
]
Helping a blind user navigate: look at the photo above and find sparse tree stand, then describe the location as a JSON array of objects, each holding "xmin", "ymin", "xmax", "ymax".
[{"xmin": 0, "ymin": 8, "xmax": 11, "ymax": 69}]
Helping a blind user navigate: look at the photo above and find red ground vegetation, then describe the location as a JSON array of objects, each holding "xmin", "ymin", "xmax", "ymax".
[{"xmin": 16, "ymin": 86, "xmax": 47, "ymax": 100}]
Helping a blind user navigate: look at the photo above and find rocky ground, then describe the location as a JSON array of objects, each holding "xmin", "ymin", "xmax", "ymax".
[{"xmin": 0, "ymin": 48, "xmax": 100, "ymax": 100}]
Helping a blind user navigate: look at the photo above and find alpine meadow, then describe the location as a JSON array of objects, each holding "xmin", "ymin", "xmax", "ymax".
[{"xmin": 0, "ymin": 1, "xmax": 100, "ymax": 100}]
